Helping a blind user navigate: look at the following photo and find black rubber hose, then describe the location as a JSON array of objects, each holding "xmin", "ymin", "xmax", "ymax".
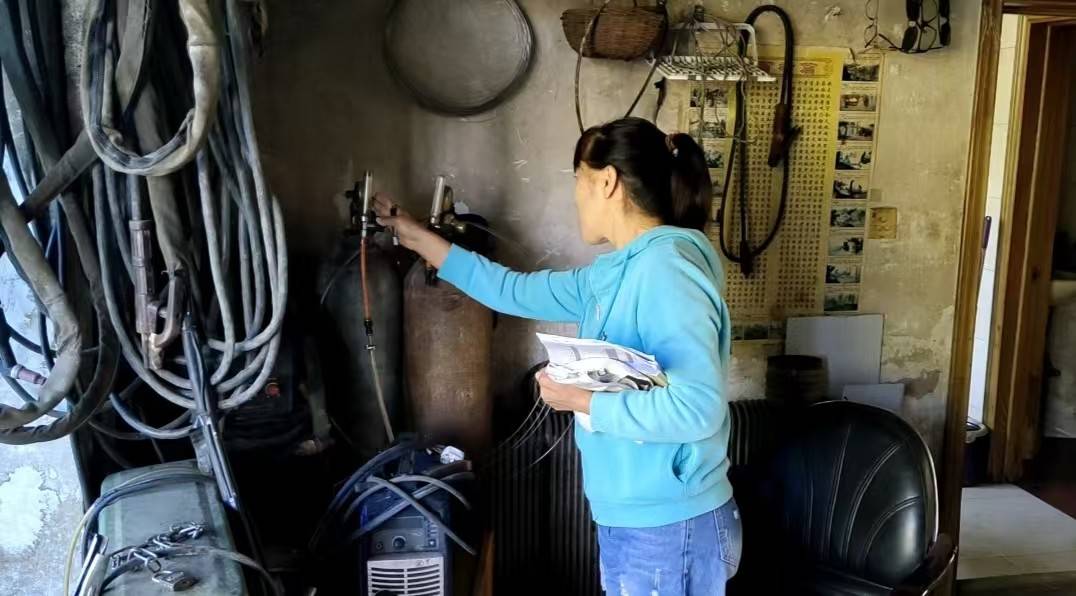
[
  {"xmin": 717, "ymin": 5, "xmax": 796, "ymax": 277},
  {"xmin": 0, "ymin": 1, "xmax": 120, "ymax": 444},
  {"xmin": 0, "ymin": 184, "xmax": 82, "ymax": 429}
]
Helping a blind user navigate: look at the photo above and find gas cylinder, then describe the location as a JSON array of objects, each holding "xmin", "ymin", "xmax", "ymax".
[
  {"xmin": 319, "ymin": 233, "xmax": 403, "ymax": 457},
  {"xmin": 403, "ymin": 259, "xmax": 494, "ymax": 455}
]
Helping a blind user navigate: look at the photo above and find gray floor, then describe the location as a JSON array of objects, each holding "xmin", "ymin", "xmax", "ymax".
[
  {"xmin": 0, "ymin": 263, "xmax": 84, "ymax": 596},
  {"xmin": 960, "ymin": 484, "xmax": 1076, "ymax": 580}
]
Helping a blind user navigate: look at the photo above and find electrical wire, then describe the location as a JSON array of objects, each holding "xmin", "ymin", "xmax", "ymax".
[
  {"xmin": 522, "ymin": 421, "xmax": 573, "ymax": 473},
  {"xmin": 360, "ymin": 231, "xmax": 395, "ymax": 444},
  {"xmin": 480, "ymin": 362, "xmax": 552, "ymax": 471},
  {"xmin": 101, "ymin": 544, "xmax": 283, "ymax": 595},
  {"xmin": 573, "ymin": 0, "xmax": 672, "ymax": 133}
]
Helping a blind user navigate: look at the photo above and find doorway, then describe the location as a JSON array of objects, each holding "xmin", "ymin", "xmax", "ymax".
[{"xmin": 947, "ymin": 3, "xmax": 1076, "ymax": 592}]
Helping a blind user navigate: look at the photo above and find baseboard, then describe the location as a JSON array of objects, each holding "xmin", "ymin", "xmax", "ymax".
[{"xmin": 958, "ymin": 571, "xmax": 1076, "ymax": 595}]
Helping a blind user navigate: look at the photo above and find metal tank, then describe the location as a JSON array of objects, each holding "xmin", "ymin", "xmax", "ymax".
[
  {"xmin": 319, "ymin": 173, "xmax": 403, "ymax": 457},
  {"xmin": 404, "ymin": 176, "xmax": 494, "ymax": 455}
]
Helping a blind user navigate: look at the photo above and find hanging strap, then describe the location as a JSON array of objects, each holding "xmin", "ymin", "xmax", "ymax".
[{"xmin": 81, "ymin": 0, "xmax": 221, "ymax": 176}]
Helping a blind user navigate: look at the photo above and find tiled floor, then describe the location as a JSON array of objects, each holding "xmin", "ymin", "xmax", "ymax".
[{"xmin": 959, "ymin": 484, "xmax": 1076, "ymax": 580}]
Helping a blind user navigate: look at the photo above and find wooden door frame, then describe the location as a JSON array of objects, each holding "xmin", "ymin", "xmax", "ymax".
[
  {"xmin": 942, "ymin": 0, "xmax": 1076, "ymax": 582},
  {"xmin": 988, "ymin": 19, "xmax": 1076, "ymax": 482}
]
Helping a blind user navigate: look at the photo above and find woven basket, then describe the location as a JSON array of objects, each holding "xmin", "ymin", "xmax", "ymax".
[{"xmin": 561, "ymin": 1, "xmax": 665, "ymax": 61}]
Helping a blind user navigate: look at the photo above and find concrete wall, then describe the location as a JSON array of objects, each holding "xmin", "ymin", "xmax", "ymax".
[{"xmin": 253, "ymin": 0, "xmax": 982, "ymax": 452}]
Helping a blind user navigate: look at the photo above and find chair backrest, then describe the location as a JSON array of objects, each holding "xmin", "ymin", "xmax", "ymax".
[{"xmin": 767, "ymin": 401, "xmax": 938, "ymax": 588}]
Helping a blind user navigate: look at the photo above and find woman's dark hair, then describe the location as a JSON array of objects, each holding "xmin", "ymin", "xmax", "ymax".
[{"xmin": 572, "ymin": 117, "xmax": 712, "ymax": 231}]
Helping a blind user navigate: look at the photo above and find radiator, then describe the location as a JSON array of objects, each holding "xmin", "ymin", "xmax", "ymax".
[{"xmin": 488, "ymin": 396, "xmax": 789, "ymax": 596}]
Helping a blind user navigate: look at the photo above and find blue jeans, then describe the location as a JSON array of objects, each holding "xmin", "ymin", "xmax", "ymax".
[{"xmin": 597, "ymin": 499, "xmax": 742, "ymax": 596}]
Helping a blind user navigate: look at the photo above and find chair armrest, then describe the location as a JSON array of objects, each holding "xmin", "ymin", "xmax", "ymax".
[{"xmin": 892, "ymin": 534, "xmax": 957, "ymax": 596}]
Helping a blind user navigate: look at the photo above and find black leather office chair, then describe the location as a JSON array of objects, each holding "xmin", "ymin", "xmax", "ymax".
[{"xmin": 730, "ymin": 401, "xmax": 956, "ymax": 596}]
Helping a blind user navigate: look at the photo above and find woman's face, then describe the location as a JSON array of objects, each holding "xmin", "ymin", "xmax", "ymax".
[{"xmin": 574, "ymin": 163, "xmax": 616, "ymax": 245}]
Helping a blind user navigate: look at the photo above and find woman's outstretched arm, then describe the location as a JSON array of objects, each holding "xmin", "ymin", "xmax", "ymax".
[{"xmin": 374, "ymin": 194, "xmax": 587, "ymax": 323}]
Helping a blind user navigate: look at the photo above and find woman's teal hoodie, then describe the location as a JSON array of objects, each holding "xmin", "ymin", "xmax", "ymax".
[{"xmin": 439, "ymin": 226, "xmax": 732, "ymax": 528}]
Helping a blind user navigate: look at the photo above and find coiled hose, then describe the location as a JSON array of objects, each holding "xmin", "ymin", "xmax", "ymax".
[{"xmin": 0, "ymin": 0, "xmax": 288, "ymax": 442}]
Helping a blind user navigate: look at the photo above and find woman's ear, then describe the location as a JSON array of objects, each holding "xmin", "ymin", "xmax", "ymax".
[{"xmin": 600, "ymin": 165, "xmax": 619, "ymax": 200}]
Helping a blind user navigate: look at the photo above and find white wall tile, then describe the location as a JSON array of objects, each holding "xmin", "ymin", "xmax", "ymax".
[
  {"xmin": 968, "ymin": 337, "xmax": 989, "ymax": 422},
  {"xmin": 1001, "ymin": 15, "xmax": 1019, "ymax": 49},
  {"xmin": 987, "ymin": 123, "xmax": 1010, "ymax": 198},
  {"xmin": 975, "ymin": 269, "xmax": 997, "ymax": 341},
  {"xmin": 993, "ymin": 47, "xmax": 1017, "ymax": 126}
]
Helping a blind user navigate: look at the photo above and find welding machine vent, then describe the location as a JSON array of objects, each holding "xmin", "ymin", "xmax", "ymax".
[{"xmin": 367, "ymin": 554, "xmax": 445, "ymax": 596}]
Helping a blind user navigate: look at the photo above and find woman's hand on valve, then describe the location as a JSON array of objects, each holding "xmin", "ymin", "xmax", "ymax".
[{"xmin": 373, "ymin": 193, "xmax": 450, "ymax": 268}]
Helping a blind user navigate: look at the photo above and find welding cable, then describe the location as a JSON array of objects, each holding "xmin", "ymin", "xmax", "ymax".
[
  {"xmin": 196, "ymin": 151, "xmax": 237, "ymax": 385},
  {"xmin": 0, "ymin": 185, "xmax": 81, "ymax": 428},
  {"xmin": 316, "ymin": 466, "xmax": 476, "ymax": 555},
  {"xmin": 98, "ymin": 162, "xmax": 272, "ymax": 403},
  {"xmin": 0, "ymin": 2, "xmax": 121, "ymax": 444},
  {"xmin": 95, "ymin": 167, "xmax": 196, "ymax": 409},
  {"xmin": 331, "ymin": 464, "xmax": 475, "ymax": 537},
  {"xmin": 92, "ymin": 379, "xmax": 194, "ymax": 438},
  {"xmin": 0, "ymin": 191, "xmax": 121, "ymax": 446},
  {"xmin": 93, "ymin": 430, "xmax": 136, "ymax": 469},
  {"xmin": 89, "ymin": 379, "xmax": 191, "ymax": 440},
  {"xmin": 365, "ymin": 476, "xmax": 476, "ymax": 555},
  {"xmin": 101, "ymin": 544, "xmax": 282, "ymax": 596},
  {"xmin": 716, "ymin": 4, "xmax": 796, "ymax": 277},
  {"xmin": 205, "ymin": 0, "xmax": 289, "ymax": 360},
  {"xmin": 342, "ymin": 472, "xmax": 476, "ymax": 546},
  {"xmin": 352, "ymin": 472, "xmax": 474, "ymax": 524},
  {"xmin": 83, "ymin": 0, "xmax": 284, "ymax": 410},
  {"xmin": 5, "ymin": 320, "xmax": 54, "ymax": 355},
  {"xmin": 0, "ymin": 323, "xmax": 66, "ymax": 419},
  {"xmin": 96, "ymin": 143, "xmax": 275, "ymax": 408},
  {"xmin": 108, "ymin": 391, "xmax": 194, "ymax": 440},
  {"xmin": 103, "ymin": 167, "xmax": 134, "ymax": 281},
  {"xmin": 95, "ymin": 111, "xmax": 277, "ymax": 407},
  {"xmin": 308, "ymin": 440, "xmax": 420, "ymax": 547},
  {"xmin": 98, "ymin": 104, "xmax": 271, "ymax": 398}
]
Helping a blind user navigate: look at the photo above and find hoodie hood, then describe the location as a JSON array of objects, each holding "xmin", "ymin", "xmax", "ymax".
[
  {"xmin": 590, "ymin": 226, "xmax": 723, "ymax": 293},
  {"xmin": 587, "ymin": 226, "xmax": 724, "ymax": 337}
]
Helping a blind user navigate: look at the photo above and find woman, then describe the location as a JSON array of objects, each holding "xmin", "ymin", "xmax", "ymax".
[{"xmin": 375, "ymin": 117, "xmax": 739, "ymax": 595}]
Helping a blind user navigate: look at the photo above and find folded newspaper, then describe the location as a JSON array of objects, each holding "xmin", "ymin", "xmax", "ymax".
[{"xmin": 536, "ymin": 333, "xmax": 667, "ymax": 432}]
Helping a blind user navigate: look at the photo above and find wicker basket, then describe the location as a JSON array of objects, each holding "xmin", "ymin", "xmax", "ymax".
[{"xmin": 561, "ymin": 1, "xmax": 666, "ymax": 61}]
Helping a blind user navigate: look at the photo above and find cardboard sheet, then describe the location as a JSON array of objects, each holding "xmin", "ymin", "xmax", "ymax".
[{"xmin": 786, "ymin": 314, "xmax": 883, "ymax": 398}]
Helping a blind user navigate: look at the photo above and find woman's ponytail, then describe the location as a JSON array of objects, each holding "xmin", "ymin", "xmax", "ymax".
[
  {"xmin": 573, "ymin": 118, "xmax": 713, "ymax": 231},
  {"xmin": 666, "ymin": 133, "xmax": 712, "ymax": 231}
]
